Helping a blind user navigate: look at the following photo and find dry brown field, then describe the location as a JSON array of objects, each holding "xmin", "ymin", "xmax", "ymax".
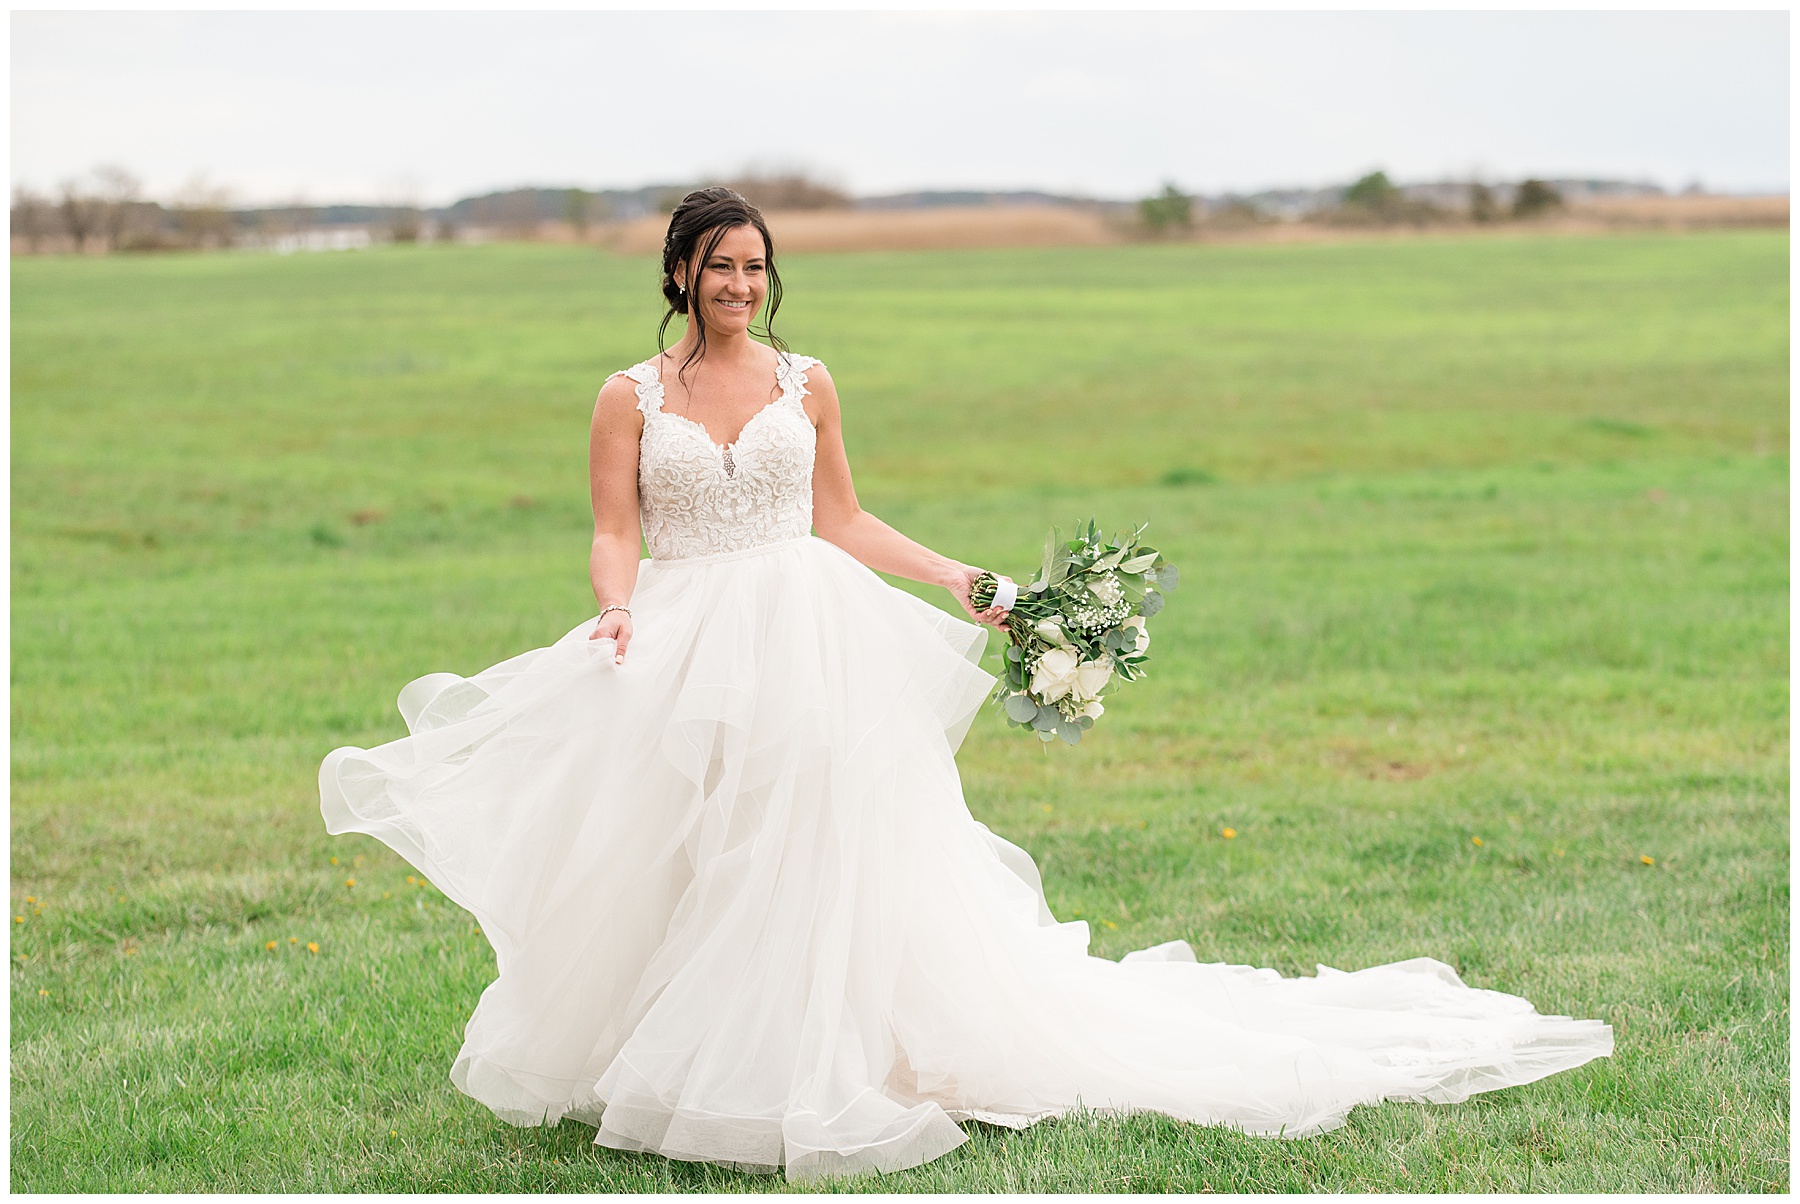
[
  {"xmin": 596, "ymin": 204, "xmax": 1118, "ymax": 255},
  {"xmin": 575, "ymin": 193, "xmax": 1788, "ymax": 255},
  {"xmin": 1562, "ymin": 192, "xmax": 1788, "ymax": 228}
]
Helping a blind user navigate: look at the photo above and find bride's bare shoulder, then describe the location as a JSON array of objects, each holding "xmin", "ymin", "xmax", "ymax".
[
  {"xmin": 788, "ymin": 354, "xmax": 838, "ymax": 422},
  {"xmin": 594, "ymin": 362, "xmax": 654, "ymax": 423}
]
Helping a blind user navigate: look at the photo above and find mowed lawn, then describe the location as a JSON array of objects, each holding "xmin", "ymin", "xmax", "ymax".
[{"xmin": 11, "ymin": 232, "xmax": 1788, "ymax": 1192}]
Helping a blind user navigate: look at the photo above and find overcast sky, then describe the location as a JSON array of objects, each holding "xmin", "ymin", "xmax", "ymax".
[{"xmin": 11, "ymin": 9, "xmax": 1789, "ymax": 206}]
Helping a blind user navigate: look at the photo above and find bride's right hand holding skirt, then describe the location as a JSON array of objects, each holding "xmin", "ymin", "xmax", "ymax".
[{"xmin": 589, "ymin": 608, "xmax": 632, "ymax": 664}]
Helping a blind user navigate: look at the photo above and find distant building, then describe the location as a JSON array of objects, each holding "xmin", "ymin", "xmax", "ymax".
[{"xmin": 271, "ymin": 228, "xmax": 372, "ymax": 254}]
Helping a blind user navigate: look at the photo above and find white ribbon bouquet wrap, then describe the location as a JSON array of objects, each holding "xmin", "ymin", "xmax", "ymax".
[{"xmin": 970, "ymin": 520, "xmax": 1179, "ymax": 745}]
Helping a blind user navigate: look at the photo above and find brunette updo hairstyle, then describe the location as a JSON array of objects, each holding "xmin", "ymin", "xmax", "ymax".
[{"xmin": 657, "ymin": 187, "xmax": 786, "ymax": 384}]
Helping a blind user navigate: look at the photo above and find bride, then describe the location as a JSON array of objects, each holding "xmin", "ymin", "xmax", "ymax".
[{"xmin": 320, "ymin": 187, "xmax": 1612, "ymax": 1180}]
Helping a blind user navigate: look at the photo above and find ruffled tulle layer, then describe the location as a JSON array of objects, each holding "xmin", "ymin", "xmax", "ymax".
[{"xmin": 321, "ymin": 535, "xmax": 1611, "ymax": 1179}]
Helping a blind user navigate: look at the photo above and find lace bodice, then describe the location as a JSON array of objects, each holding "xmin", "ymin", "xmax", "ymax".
[{"xmin": 609, "ymin": 352, "xmax": 820, "ymax": 560}]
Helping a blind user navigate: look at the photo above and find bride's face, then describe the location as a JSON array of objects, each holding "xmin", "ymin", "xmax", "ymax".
[{"xmin": 680, "ymin": 223, "xmax": 768, "ymax": 336}]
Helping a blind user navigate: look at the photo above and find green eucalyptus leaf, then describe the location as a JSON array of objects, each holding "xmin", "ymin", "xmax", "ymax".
[
  {"xmin": 1118, "ymin": 552, "xmax": 1158, "ymax": 574},
  {"xmin": 1140, "ymin": 590, "xmax": 1165, "ymax": 618},
  {"xmin": 1004, "ymin": 693, "xmax": 1040, "ymax": 722}
]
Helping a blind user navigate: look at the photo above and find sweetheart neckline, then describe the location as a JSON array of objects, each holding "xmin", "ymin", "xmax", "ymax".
[
  {"xmin": 636, "ymin": 354, "xmax": 814, "ymax": 452},
  {"xmin": 651, "ymin": 394, "xmax": 796, "ymax": 453}
]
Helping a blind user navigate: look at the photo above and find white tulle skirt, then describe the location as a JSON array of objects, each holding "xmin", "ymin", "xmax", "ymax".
[{"xmin": 320, "ymin": 534, "xmax": 1612, "ymax": 1179}]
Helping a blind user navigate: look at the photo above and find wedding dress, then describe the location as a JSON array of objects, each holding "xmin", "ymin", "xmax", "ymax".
[{"xmin": 319, "ymin": 351, "xmax": 1612, "ymax": 1180}]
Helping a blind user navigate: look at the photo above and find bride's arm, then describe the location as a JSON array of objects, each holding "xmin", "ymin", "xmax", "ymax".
[
  {"xmin": 807, "ymin": 364, "xmax": 1009, "ymax": 629},
  {"xmin": 588, "ymin": 375, "xmax": 646, "ymax": 662}
]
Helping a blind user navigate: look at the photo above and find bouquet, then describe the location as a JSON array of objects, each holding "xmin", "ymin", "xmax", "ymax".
[{"xmin": 970, "ymin": 520, "xmax": 1179, "ymax": 745}]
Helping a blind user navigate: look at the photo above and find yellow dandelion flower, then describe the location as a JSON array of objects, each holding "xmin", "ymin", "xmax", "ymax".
[
  {"xmin": 344, "ymin": 878, "xmax": 356, "ymax": 887},
  {"xmin": 24, "ymin": 896, "xmax": 36, "ymax": 904},
  {"xmin": 1471, "ymin": 837, "xmax": 1484, "ymax": 847},
  {"xmin": 13, "ymin": 916, "xmax": 22, "ymax": 924},
  {"xmin": 406, "ymin": 876, "xmax": 417, "ymax": 885},
  {"xmin": 330, "ymin": 857, "xmax": 339, "ymax": 865},
  {"xmin": 1554, "ymin": 848, "xmax": 1565, "ymax": 857},
  {"xmin": 289, "ymin": 937, "xmax": 298, "ymax": 944},
  {"xmin": 265, "ymin": 940, "xmax": 277, "ymax": 950},
  {"xmin": 306, "ymin": 942, "xmax": 320, "ymax": 953},
  {"xmin": 1640, "ymin": 855, "xmax": 1655, "ymax": 866},
  {"xmin": 1040, "ymin": 804, "xmax": 1052, "ymax": 813},
  {"xmin": 38, "ymin": 989, "xmax": 48, "ymax": 996},
  {"xmin": 1221, "ymin": 828, "xmax": 1237, "ymax": 839},
  {"xmin": 391, "ymin": 1130, "xmax": 398, "ymax": 1138},
  {"xmin": 1103, "ymin": 920, "xmax": 1118, "ymax": 930},
  {"xmin": 383, "ymin": 892, "xmax": 391, "ymax": 899}
]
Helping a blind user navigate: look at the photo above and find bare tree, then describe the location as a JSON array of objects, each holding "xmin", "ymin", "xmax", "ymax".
[
  {"xmin": 93, "ymin": 165, "xmax": 143, "ymax": 251},
  {"xmin": 385, "ymin": 176, "xmax": 424, "ymax": 243},
  {"xmin": 12, "ymin": 186, "xmax": 57, "ymax": 253},
  {"xmin": 389, "ymin": 206, "xmax": 422, "ymax": 243},
  {"xmin": 58, "ymin": 179, "xmax": 104, "ymax": 251},
  {"xmin": 172, "ymin": 176, "xmax": 236, "ymax": 249},
  {"xmin": 282, "ymin": 193, "xmax": 320, "ymax": 249},
  {"xmin": 722, "ymin": 170, "xmax": 851, "ymax": 212}
]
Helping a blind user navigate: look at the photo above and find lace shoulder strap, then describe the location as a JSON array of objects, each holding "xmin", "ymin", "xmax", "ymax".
[
  {"xmin": 606, "ymin": 360, "xmax": 665, "ymax": 416},
  {"xmin": 774, "ymin": 352, "xmax": 822, "ymax": 403}
]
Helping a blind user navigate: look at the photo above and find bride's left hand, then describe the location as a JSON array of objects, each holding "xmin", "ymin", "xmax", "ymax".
[{"xmin": 948, "ymin": 565, "xmax": 1010, "ymax": 631}]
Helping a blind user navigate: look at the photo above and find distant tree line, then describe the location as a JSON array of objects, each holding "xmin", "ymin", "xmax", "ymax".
[
  {"xmin": 12, "ymin": 168, "xmax": 267, "ymax": 254},
  {"xmin": 1136, "ymin": 171, "xmax": 1571, "ymax": 236},
  {"xmin": 11, "ymin": 167, "xmax": 865, "ymax": 255},
  {"xmin": 14, "ymin": 164, "xmax": 1694, "ymax": 256},
  {"xmin": 1331, "ymin": 171, "xmax": 1564, "ymax": 224}
]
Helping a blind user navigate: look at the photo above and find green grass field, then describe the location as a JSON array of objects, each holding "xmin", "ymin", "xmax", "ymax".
[{"xmin": 11, "ymin": 232, "xmax": 1788, "ymax": 1191}]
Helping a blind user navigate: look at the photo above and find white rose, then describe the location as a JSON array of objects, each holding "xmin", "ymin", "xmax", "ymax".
[
  {"xmin": 1034, "ymin": 618, "xmax": 1071, "ymax": 647},
  {"xmin": 1079, "ymin": 699, "xmax": 1105, "ymax": 720},
  {"xmin": 1030, "ymin": 647, "xmax": 1081, "ymax": 702},
  {"xmin": 1122, "ymin": 616, "xmax": 1151, "ymax": 654},
  {"xmin": 1070, "ymin": 657, "xmax": 1114, "ymax": 703},
  {"xmin": 1088, "ymin": 573, "xmax": 1124, "ymax": 606}
]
